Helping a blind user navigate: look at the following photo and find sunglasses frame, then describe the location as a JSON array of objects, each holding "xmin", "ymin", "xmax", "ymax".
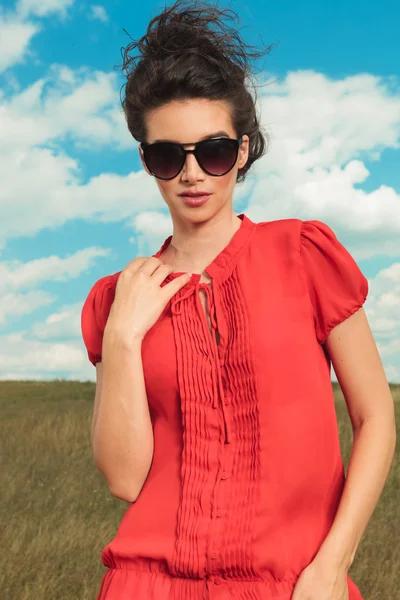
[{"xmin": 140, "ymin": 136, "xmax": 244, "ymax": 180}]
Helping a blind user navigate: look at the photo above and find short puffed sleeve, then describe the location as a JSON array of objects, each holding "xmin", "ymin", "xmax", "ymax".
[
  {"xmin": 300, "ymin": 220, "xmax": 369, "ymax": 345},
  {"xmin": 81, "ymin": 275, "xmax": 116, "ymax": 366}
]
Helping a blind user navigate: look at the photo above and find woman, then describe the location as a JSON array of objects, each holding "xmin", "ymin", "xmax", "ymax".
[{"xmin": 81, "ymin": 2, "xmax": 396, "ymax": 599}]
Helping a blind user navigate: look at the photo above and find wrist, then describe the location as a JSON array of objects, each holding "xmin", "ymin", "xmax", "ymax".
[
  {"xmin": 103, "ymin": 323, "xmax": 143, "ymax": 350},
  {"xmin": 314, "ymin": 539, "xmax": 354, "ymax": 573}
]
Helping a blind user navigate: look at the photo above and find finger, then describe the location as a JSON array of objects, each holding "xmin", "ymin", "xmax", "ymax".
[
  {"xmin": 139, "ymin": 256, "xmax": 170, "ymax": 277},
  {"xmin": 150, "ymin": 262, "xmax": 176, "ymax": 286},
  {"xmin": 163, "ymin": 273, "xmax": 192, "ymax": 298},
  {"xmin": 122, "ymin": 256, "xmax": 148, "ymax": 272}
]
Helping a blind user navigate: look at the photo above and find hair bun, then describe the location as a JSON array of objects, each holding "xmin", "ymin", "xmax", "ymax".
[
  {"xmin": 142, "ymin": 1, "xmax": 224, "ymax": 59},
  {"xmin": 144, "ymin": 22, "xmax": 202, "ymax": 58}
]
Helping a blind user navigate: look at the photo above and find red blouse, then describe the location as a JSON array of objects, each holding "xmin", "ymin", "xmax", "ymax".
[{"xmin": 81, "ymin": 213, "xmax": 369, "ymax": 600}]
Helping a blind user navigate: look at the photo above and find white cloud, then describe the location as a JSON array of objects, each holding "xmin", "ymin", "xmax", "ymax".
[
  {"xmin": 0, "ymin": 64, "xmax": 136, "ymax": 243},
  {"xmin": 89, "ymin": 5, "xmax": 108, "ymax": 23},
  {"xmin": 0, "ymin": 247, "xmax": 112, "ymax": 294},
  {"xmin": 33, "ymin": 306, "xmax": 80, "ymax": 340},
  {"xmin": 0, "ymin": 65, "xmax": 136, "ymax": 153},
  {"xmin": 0, "ymin": 243, "xmax": 113, "ymax": 378},
  {"xmin": 0, "ymin": 335, "xmax": 85, "ymax": 380},
  {"xmin": 0, "ymin": 290, "xmax": 56, "ymax": 326},
  {"xmin": 370, "ymin": 263, "xmax": 400, "ymax": 342},
  {"xmin": 1, "ymin": 66, "xmax": 130, "ymax": 152},
  {"xmin": 0, "ymin": 0, "xmax": 75, "ymax": 74},
  {"xmin": 16, "ymin": 0, "xmax": 75, "ymax": 19},
  {"xmin": 242, "ymin": 70, "xmax": 400, "ymax": 258},
  {"xmin": 331, "ymin": 261, "xmax": 400, "ymax": 383},
  {"xmin": 261, "ymin": 71, "xmax": 400, "ymax": 161},
  {"xmin": 0, "ymin": 14, "xmax": 40, "ymax": 73},
  {"xmin": 0, "ymin": 246, "xmax": 111, "ymax": 327}
]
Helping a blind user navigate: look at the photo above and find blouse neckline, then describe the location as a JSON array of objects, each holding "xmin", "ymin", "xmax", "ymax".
[{"xmin": 151, "ymin": 213, "xmax": 256, "ymax": 286}]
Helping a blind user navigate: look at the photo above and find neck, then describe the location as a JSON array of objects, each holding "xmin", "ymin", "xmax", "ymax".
[{"xmin": 165, "ymin": 212, "xmax": 242, "ymax": 274}]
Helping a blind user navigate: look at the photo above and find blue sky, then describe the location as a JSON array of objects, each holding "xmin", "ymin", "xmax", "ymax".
[{"xmin": 0, "ymin": 0, "xmax": 399, "ymax": 382}]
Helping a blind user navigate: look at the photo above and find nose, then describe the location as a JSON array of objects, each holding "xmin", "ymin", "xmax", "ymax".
[{"xmin": 181, "ymin": 147, "xmax": 205, "ymax": 182}]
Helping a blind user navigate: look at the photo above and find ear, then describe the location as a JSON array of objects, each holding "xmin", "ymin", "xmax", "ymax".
[
  {"xmin": 237, "ymin": 134, "xmax": 249, "ymax": 170},
  {"xmin": 139, "ymin": 145, "xmax": 152, "ymax": 176}
]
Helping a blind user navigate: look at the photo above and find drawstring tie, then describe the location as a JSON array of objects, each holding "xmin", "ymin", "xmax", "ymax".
[{"xmin": 171, "ymin": 282, "xmax": 231, "ymax": 444}]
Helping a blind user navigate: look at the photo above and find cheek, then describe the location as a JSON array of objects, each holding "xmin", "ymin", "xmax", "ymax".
[
  {"xmin": 214, "ymin": 171, "xmax": 236, "ymax": 195},
  {"xmin": 156, "ymin": 181, "xmax": 174, "ymax": 202}
]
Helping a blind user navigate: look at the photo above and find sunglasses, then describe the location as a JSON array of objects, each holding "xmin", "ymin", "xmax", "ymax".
[{"xmin": 140, "ymin": 136, "xmax": 243, "ymax": 180}]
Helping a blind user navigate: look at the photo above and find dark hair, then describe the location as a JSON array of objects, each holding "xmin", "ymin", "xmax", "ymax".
[{"xmin": 118, "ymin": 0, "xmax": 276, "ymax": 183}]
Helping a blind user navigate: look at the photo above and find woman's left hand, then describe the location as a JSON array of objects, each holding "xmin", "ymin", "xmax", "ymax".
[{"xmin": 291, "ymin": 557, "xmax": 349, "ymax": 600}]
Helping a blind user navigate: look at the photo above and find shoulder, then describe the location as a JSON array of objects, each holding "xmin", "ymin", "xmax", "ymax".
[
  {"xmin": 254, "ymin": 217, "xmax": 304, "ymax": 233},
  {"xmin": 253, "ymin": 217, "xmax": 339, "ymax": 248},
  {"xmin": 81, "ymin": 271, "xmax": 121, "ymax": 330},
  {"xmin": 85, "ymin": 271, "xmax": 120, "ymax": 300},
  {"xmin": 252, "ymin": 217, "xmax": 304, "ymax": 250},
  {"xmin": 249, "ymin": 218, "xmax": 350, "ymax": 273}
]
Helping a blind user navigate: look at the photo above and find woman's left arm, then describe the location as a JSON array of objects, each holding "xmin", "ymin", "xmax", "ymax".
[
  {"xmin": 317, "ymin": 306, "xmax": 396, "ymax": 569},
  {"xmin": 292, "ymin": 306, "xmax": 396, "ymax": 600}
]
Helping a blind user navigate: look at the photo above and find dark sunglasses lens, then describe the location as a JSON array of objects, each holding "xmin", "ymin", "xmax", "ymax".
[
  {"xmin": 197, "ymin": 139, "xmax": 238, "ymax": 175},
  {"xmin": 144, "ymin": 143, "xmax": 183, "ymax": 179}
]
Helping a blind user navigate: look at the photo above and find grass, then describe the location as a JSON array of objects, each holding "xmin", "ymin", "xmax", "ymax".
[{"xmin": 0, "ymin": 380, "xmax": 398, "ymax": 599}]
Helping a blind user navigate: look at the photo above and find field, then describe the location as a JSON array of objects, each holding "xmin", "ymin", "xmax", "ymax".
[{"xmin": 1, "ymin": 381, "xmax": 398, "ymax": 600}]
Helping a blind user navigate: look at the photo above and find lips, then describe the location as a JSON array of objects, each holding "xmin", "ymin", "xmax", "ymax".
[
  {"xmin": 180, "ymin": 193, "xmax": 212, "ymax": 207},
  {"xmin": 179, "ymin": 192, "xmax": 211, "ymax": 197}
]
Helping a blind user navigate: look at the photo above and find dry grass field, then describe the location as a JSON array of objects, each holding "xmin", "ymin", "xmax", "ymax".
[{"xmin": 1, "ymin": 380, "xmax": 399, "ymax": 600}]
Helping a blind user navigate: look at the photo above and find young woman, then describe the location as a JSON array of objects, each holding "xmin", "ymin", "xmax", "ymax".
[{"xmin": 81, "ymin": 2, "xmax": 396, "ymax": 599}]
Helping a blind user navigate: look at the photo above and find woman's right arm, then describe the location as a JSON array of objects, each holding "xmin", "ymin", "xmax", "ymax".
[
  {"xmin": 89, "ymin": 256, "xmax": 191, "ymax": 503},
  {"xmin": 91, "ymin": 333, "xmax": 153, "ymax": 503}
]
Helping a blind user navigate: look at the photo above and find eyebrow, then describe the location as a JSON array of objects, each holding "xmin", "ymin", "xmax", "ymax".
[{"xmin": 152, "ymin": 130, "xmax": 231, "ymax": 144}]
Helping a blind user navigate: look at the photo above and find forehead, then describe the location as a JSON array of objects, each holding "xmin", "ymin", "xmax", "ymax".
[{"xmin": 145, "ymin": 98, "xmax": 234, "ymax": 143}]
